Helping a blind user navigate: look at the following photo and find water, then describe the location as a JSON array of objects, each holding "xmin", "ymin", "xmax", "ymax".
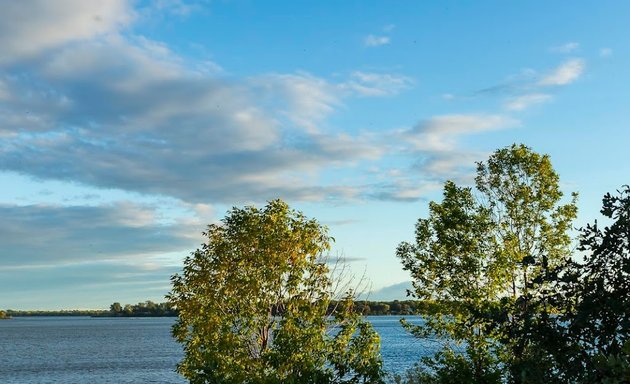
[{"xmin": 0, "ymin": 316, "xmax": 437, "ymax": 383}]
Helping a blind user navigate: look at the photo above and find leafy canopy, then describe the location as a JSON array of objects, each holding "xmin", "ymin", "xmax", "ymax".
[
  {"xmin": 555, "ymin": 185, "xmax": 630, "ymax": 383},
  {"xmin": 397, "ymin": 144, "xmax": 578, "ymax": 383},
  {"xmin": 168, "ymin": 199, "xmax": 383, "ymax": 384}
]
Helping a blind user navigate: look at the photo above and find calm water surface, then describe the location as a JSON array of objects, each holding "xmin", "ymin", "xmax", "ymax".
[{"xmin": 0, "ymin": 316, "xmax": 436, "ymax": 383}]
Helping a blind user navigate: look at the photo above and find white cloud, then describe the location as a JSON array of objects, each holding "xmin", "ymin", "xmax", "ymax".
[
  {"xmin": 538, "ymin": 58, "xmax": 585, "ymax": 86},
  {"xmin": 419, "ymin": 151, "xmax": 485, "ymax": 179},
  {"xmin": 405, "ymin": 114, "xmax": 518, "ymax": 152},
  {"xmin": 365, "ymin": 114, "xmax": 520, "ymax": 201},
  {"xmin": 252, "ymin": 73, "xmax": 339, "ymax": 133},
  {"xmin": 343, "ymin": 71, "xmax": 413, "ymax": 97},
  {"xmin": 0, "ymin": 0, "xmax": 513, "ymax": 209},
  {"xmin": 252, "ymin": 71, "xmax": 413, "ymax": 133},
  {"xmin": 550, "ymin": 42, "xmax": 580, "ymax": 53},
  {"xmin": 0, "ymin": 36, "xmax": 388, "ymax": 203},
  {"xmin": 364, "ymin": 34, "xmax": 390, "ymax": 47},
  {"xmin": 471, "ymin": 59, "xmax": 585, "ymax": 111},
  {"xmin": 504, "ymin": 93, "xmax": 552, "ymax": 111},
  {"xmin": 0, "ymin": 0, "xmax": 133, "ymax": 64}
]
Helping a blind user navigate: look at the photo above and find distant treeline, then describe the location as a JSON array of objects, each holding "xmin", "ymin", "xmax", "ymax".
[
  {"xmin": 351, "ymin": 300, "xmax": 434, "ymax": 316},
  {"xmin": 106, "ymin": 299, "xmax": 427, "ymax": 317},
  {"xmin": 2, "ymin": 301, "xmax": 174, "ymax": 317},
  {"xmin": 5, "ymin": 309, "xmax": 107, "ymax": 317},
  {"xmin": 104, "ymin": 301, "xmax": 177, "ymax": 317},
  {"xmin": 3, "ymin": 299, "xmax": 429, "ymax": 317}
]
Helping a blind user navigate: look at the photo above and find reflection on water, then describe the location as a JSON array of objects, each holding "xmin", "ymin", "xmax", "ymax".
[{"xmin": 0, "ymin": 316, "xmax": 437, "ymax": 383}]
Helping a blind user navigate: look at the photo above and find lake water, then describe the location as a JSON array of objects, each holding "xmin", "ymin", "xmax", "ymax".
[{"xmin": 0, "ymin": 316, "xmax": 438, "ymax": 383}]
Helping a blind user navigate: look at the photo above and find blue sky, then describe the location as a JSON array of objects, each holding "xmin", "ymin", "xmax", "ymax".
[{"xmin": 1, "ymin": 1, "xmax": 628, "ymax": 309}]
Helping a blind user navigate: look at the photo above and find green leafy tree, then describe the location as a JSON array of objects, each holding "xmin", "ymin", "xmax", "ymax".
[
  {"xmin": 475, "ymin": 144, "xmax": 577, "ymax": 382},
  {"xmin": 397, "ymin": 144, "xmax": 577, "ymax": 383},
  {"xmin": 397, "ymin": 180, "xmax": 504, "ymax": 384},
  {"xmin": 168, "ymin": 199, "xmax": 383, "ymax": 384}
]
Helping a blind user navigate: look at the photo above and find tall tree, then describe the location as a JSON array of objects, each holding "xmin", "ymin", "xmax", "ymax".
[
  {"xmin": 168, "ymin": 199, "xmax": 383, "ymax": 384},
  {"xmin": 475, "ymin": 144, "xmax": 577, "ymax": 381},
  {"xmin": 397, "ymin": 144, "xmax": 577, "ymax": 383},
  {"xmin": 475, "ymin": 144, "xmax": 577, "ymax": 299}
]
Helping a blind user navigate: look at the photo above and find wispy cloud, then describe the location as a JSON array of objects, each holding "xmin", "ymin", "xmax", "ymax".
[
  {"xmin": 550, "ymin": 42, "xmax": 580, "ymax": 53},
  {"xmin": 538, "ymin": 58, "xmax": 585, "ymax": 86},
  {"xmin": 405, "ymin": 114, "xmax": 519, "ymax": 151},
  {"xmin": 0, "ymin": 202, "xmax": 201, "ymax": 267},
  {"xmin": 364, "ymin": 114, "xmax": 520, "ymax": 202},
  {"xmin": 343, "ymin": 71, "xmax": 413, "ymax": 96},
  {"xmin": 459, "ymin": 58, "xmax": 585, "ymax": 113},
  {"xmin": 382, "ymin": 24, "xmax": 396, "ymax": 32},
  {"xmin": 600, "ymin": 47, "xmax": 613, "ymax": 58},
  {"xmin": 504, "ymin": 93, "xmax": 552, "ymax": 111},
  {"xmin": 252, "ymin": 72, "xmax": 339, "ymax": 133},
  {"xmin": 364, "ymin": 34, "xmax": 390, "ymax": 47},
  {"xmin": 369, "ymin": 180, "xmax": 442, "ymax": 202},
  {"xmin": 0, "ymin": 260, "xmax": 182, "ymax": 309}
]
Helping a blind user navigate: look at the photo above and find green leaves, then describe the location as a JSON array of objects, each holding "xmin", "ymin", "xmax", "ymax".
[
  {"xmin": 554, "ymin": 186, "xmax": 630, "ymax": 382},
  {"xmin": 168, "ymin": 199, "xmax": 383, "ymax": 384},
  {"xmin": 397, "ymin": 144, "xmax": 578, "ymax": 383}
]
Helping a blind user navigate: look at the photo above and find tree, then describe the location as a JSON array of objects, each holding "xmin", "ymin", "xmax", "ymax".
[
  {"xmin": 110, "ymin": 302, "xmax": 122, "ymax": 314},
  {"xmin": 168, "ymin": 199, "xmax": 383, "ymax": 384},
  {"xmin": 397, "ymin": 144, "xmax": 578, "ymax": 383},
  {"xmin": 397, "ymin": 180, "xmax": 504, "ymax": 384},
  {"xmin": 558, "ymin": 186, "xmax": 630, "ymax": 382},
  {"xmin": 475, "ymin": 144, "xmax": 578, "ymax": 382}
]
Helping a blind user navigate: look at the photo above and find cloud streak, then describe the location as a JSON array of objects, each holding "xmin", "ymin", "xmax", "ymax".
[
  {"xmin": 364, "ymin": 35, "xmax": 390, "ymax": 47},
  {"xmin": 538, "ymin": 58, "xmax": 585, "ymax": 86},
  {"xmin": 0, "ymin": 202, "xmax": 201, "ymax": 267},
  {"xmin": 343, "ymin": 72, "xmax": 413, "ymax": 97},
  {"xmin": 405, "ymin": 114, "xmax": 519, "ymax": 151},
  {"xmin": 504, "ymin": 93, "xmax": 552, "ymax": 111},
  {"xmin": 550, "ymin": 42, "xmax": 580, "ymax": 53}
]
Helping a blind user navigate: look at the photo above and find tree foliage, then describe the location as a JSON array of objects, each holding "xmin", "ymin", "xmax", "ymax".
[
  {"xmin": 556, "ymin": 185, "xmax": 630, "ymax": 382},
  {"xmin": 107, "ymin": 300, "xmax": 176, "ymax": 317},
  {"xmin": 397, "ymin": 144, "xmax": 578, "ymax": 383},
  {"xmin": 168, "ymin": 199, "xmax": 383, "ymax": 384}
]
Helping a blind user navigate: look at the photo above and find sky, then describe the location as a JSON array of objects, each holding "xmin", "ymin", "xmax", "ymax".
[{"xmin": 1, "ymin": 1, "xmax": 628, "ymax": 310}]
